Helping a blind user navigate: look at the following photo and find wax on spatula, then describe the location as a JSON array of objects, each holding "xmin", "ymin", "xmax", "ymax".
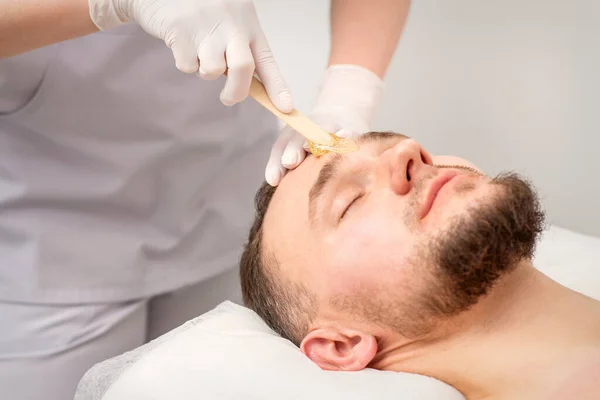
[
  {"xmin": 246, "ymin": 76, "xmax": 360, "ymax": 155},
  {"xmin": 307, "ymin": 133, "xmax": 360, "ymax": 156}
]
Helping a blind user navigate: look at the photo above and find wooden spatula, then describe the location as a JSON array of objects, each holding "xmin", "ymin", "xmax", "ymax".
[{"xmin": 247, "ymin": 76, "xmax": 359, "ymax": 155}]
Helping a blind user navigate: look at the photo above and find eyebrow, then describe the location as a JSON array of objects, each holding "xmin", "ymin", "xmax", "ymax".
[
  {"xmin": 308, "ymin": 153, "xmax": 345, "ymax": 221},
  {"xmin": 307, "ymin": 132, "xmax": 408, "ymax": 223}
]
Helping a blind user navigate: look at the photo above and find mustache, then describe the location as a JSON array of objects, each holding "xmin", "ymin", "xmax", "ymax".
[
  {"xmin": 410, "ymin": 164, "xmax": 483, "ymax": 205},
  {"xmin": 435, "ymin": 164, "xmax": 482, "ymax": 175}
]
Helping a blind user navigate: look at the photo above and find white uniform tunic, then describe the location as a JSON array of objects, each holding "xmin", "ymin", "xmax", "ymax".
[{"xmin": 0, "ymin": 23, "xmax": 276, "ymax": 304}]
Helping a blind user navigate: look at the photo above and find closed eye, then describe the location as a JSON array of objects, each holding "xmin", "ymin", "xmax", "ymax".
[{"xmin": 340, "ymin": 194, "xmax": 363, "ymax": 221}]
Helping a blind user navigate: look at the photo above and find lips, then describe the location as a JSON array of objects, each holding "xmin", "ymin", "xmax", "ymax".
[{"xmin": 419, "ymin": 171, "xmax": 460, "ymax": 220}]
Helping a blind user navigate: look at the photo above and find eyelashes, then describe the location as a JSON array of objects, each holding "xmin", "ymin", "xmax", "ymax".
[{"xmin": 340, "ymin": 194, "xmax": 362, "ymax": 221}]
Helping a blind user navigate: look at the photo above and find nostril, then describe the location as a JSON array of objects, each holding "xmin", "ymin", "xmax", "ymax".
[
  {"xmin": 420, "ymin": 151, "xmax": 427, "ymax": 164},
  {"xmin": 406, "ymin": 159, "xmax": 413, "ymax": 181}
]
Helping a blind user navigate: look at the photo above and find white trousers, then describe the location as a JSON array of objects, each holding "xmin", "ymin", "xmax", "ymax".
[{"xmin": 0, "ymin": 267, "xmax": 242, "ymax": 400}]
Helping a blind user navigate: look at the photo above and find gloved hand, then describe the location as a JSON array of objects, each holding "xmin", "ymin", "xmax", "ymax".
[
  {"xmin": 88, "ymin": 0, "xmax": 293, "ymax": 112},
  {"xmin": 265, "ymin": 64, "xmax": 384, "ymax": 186}
]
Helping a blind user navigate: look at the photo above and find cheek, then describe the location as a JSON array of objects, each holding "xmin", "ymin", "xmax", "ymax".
[{"xmin": 324, "ymin": 215, "xmax": 414, "ymax": 290}]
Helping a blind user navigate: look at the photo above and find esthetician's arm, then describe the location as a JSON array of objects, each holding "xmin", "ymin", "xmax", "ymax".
[
  {"xmin": 1, "ymin": 0, "xmax": 292, "ymax": 110},
  {"xmin": 263, "ymin": 0, "xmax": 412, "ymax": 186},
  {"xmin": 329, "ymin": 0, "xmax": 411, "ymax": 78},
  {"xmin": 0, "ymin": 0, "xmax": 98, "ymax": 58}
]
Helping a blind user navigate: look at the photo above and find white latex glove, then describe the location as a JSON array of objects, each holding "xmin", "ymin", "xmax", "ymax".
[
  {"xmin": 88, "ymin": 0, "xmax": 293, "ymax": 112},
  {"xmin": 265, "ymin": 64, "xmax": 384, "ymax": 186}
]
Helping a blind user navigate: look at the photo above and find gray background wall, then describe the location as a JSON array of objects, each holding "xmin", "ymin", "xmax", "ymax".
[{"xmin": 254, "ymin": 0, "xmax": 600, "ymax": 237}]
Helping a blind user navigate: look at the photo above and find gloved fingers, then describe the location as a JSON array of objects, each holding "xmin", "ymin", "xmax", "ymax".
[
  {"xmin": 265, "ymin": 128, "xmax": 294, "ymax": 186},
  {"xmin": 281, "ymin": 132, "xmax": 307, "ymax": 169},
  {"xmin": 170, "ymin": 36, "xmax": 200, "ymax": 74},
  {"xmin": 197, "ymin": 44, "xmax": 227, "ymax": 80},
  {"xmin": 220, "ymin": 37, "xmax": 255, "ymax": 106},
  {"xmin": 251, "ymin": 30, "xmax": 293, "ymax": 113}
]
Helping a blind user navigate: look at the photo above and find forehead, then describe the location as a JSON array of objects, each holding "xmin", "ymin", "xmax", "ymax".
[{"xmin": 262, "ymin": 152, "xmax": 324, "ymax": 257}]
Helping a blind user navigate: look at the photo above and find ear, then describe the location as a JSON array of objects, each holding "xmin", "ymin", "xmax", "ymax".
[{"xmin": 300, "ymin": 328, "xmax": 378, "ymax": 371}]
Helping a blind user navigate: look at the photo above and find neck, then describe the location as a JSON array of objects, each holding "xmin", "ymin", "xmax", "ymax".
[{"xmin": 374, "ymin": 262, "xmax": 600, "ymax": 399}]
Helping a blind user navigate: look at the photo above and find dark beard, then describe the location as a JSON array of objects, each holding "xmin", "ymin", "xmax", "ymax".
[
  {"xmin": 329, "ymin": 171, "xmax": 546, "ymax": 340},
  {"xmin": 421, "ymin": 172, "xmax": 546, "ymax": 320}
]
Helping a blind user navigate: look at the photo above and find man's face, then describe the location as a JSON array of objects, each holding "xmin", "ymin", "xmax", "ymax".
[{"xmin": 262, "ymin": 132, "xmax": 543, "ymax": 338}]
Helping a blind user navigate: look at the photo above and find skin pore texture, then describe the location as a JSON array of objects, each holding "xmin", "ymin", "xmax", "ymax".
[{"xmin": 259, "ymin": 132, "xmax": 600, "ymax": 400}]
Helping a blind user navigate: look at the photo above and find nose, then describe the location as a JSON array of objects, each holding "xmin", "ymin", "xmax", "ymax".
[{"xmin": 382, "ymin": 139, "xmax": 433, "ymax": 195}]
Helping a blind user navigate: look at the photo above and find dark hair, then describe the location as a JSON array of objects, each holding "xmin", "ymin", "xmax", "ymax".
[{"xmin": 239, "ymin": 181, "xmax": 315, "ymax": 346}]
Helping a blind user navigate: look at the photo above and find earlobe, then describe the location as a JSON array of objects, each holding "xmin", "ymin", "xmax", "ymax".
[{"xmin": 300, "ymin": 328, "xmax": 378, "ymax": 371}]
